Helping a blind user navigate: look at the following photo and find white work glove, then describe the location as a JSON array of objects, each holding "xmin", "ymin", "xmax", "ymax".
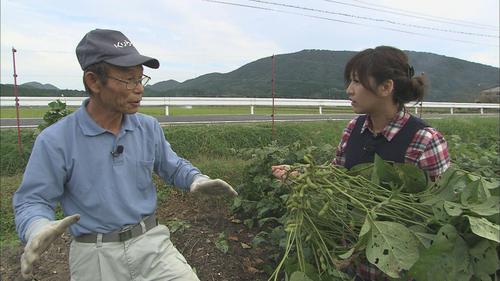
[
  {"xmin": 189, "ymin": 175, "xmax": 238, "ymax": 196},
  {"xmin": 21, "ymin": 214, "xmax": 80, "ymax": 280}
]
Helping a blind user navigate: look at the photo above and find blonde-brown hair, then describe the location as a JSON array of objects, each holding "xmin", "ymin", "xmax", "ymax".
[{"xmin": 344, "ymin": 46, "xmax": 427, "ymax": 109}]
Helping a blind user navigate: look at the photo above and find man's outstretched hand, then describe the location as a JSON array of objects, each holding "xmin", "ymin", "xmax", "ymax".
[
  {"xmin": 190, "ymin": 177, "xmax": 238, "ymax": 196},
  {"xmin": 21, "ymin": 214, "xmax": 80, "ymax": 279}
]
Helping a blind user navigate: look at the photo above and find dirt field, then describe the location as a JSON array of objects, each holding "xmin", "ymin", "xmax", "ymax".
[{"xmin": 0, "ymin": 191, "xmax": 273, "ymax": 281}]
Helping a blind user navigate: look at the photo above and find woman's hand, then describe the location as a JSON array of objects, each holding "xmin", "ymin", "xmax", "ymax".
[{"xmin": 271, "ymin": 165, "xmax": 299, "ymax": 181}]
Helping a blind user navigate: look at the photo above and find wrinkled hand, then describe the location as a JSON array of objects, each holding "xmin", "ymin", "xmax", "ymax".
[
  {"xmin": 21, "ymin": 214, "xmax": 80, "ymax": 279},
  {"xmin": 272, "ymin": 165, "xmax": 299, "ymax": 181},
  {"xmin": 190, "ymin": 178, "xmax": 238, "ymax": 196}
]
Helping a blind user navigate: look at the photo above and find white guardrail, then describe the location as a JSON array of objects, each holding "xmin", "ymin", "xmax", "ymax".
[{"xmin": 1, "ymin": 96, "xmax": 499, "ymax": 115}]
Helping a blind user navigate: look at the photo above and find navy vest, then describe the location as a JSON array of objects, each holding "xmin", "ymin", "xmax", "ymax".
[{"xmin": 344, "ymin": 115, "xmax": 428, "ymax": 169}]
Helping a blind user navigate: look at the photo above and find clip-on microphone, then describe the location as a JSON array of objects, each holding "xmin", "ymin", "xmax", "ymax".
[{"xmin": 111, "ymin": 145, "xmax": 124, "ymax": 157}]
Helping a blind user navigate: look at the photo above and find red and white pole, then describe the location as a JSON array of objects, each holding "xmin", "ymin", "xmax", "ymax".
[
  {"xmin": 271, "ymin": 54, "xmax": 276, "ymax": 139},
  {"xmin": 12, "ymin": 47, "xmax": 23, "ymax": 155}
]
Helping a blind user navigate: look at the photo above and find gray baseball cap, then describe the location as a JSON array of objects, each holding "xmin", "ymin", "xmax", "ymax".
[{"xmin": 76, "ymin": 29, "xmax": 159, "ymax": 70}]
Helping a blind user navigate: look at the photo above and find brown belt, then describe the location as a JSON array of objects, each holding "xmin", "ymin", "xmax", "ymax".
[{"xmin": 74, "ymin": 214, "xmax": 158, "ymax": 243}]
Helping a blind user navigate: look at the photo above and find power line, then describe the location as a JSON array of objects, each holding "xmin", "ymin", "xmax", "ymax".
[
  {"xmin": 246, "ymin": 0, "xmax": 498, "ymax": 38},
  {"xmin": 203, "ymin": 0, "xmax": 499, "ymax": 46},
  {"xmin": 346, "ymin": 0, "xmax": 499, "ymax": 30},
  {"xmin": 204, "ymin": 0, "xmax": 361, "ymax": 26}
]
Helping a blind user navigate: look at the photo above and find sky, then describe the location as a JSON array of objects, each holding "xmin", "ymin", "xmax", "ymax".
[{"xmin": 1, "ymin": 0, "xmax": 498, "ymax": 90}]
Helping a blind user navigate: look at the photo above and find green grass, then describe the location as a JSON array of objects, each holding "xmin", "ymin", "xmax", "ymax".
[
  {"xmin": 163, "ymin": 121, "xmax": 346, "ymax": 160},
  {"xmin": 0, "ymin": 106, "xmax": 70, "ymax": 118},
  {"xmin": 0, "ymin": 174, "xmax": 23, "ymax": 247},
  {"xmin": 427, "ymin": 116, "xmax": 499, "ymax": 144},
  {"xmin": 191, "ymin": 156, "xmax": 249, "ymax": 188}
]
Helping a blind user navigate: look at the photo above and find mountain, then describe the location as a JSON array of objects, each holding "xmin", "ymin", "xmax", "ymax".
[
  {"xmin": 21, "ymin": 82, "xmax": 59, "ymax": 90},
  {"xmin": 406, "ymin": 51, "xmax": 499, "ymax": 102},
  {"xmin": 475, "ymin": 86, "xmax": 499, "ymax": 103},
  {"xmin": 0, "ymin": 83, "xmax": 83, "ymax": 97},
  {"xmin": 146, "ymin": 79, "xmax": 180, "ymax": 92},
  {"xmin": 1, "ymin": 49, "xmax": 499, "ymax": 102},
  {"xmin": 150, "ymin": 50, "xmax": 350, "ymax": 99},
  {"xmin": 150, "ymin": 49, "xmax": 499, "ymax": 102}
]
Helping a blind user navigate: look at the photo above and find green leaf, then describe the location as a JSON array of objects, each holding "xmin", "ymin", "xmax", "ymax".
[
  {"xmin": 469, "ymin": 240, "xmax": 500, "ymax": 277},
  {"xmin": 443, "ymin": 201, "xmax": 464, "ymax": 216},
  {"xmin": 347, "ymin": 162, "xmax": 373, "ymax": 179},
  {"xmin": 432, "ymin": 201, "xmax": 450, "ymax": 223},
  {"xmin": 232, "ymin": 196, "xmax": 242, "ymax": 208},
  {"xmin": 468, "ymin": 196, "xmax": 500, "ymax": 216},
  {"xmin": 338, "ymin": 247, "xmax": 355, "ymax": 260},
  {"xmin": 243, "ymin": 219, "xmax": 254, "ymax": 229},
  {"xmin": 214, "ymin": 232, "xmax": 229, "ymax": 253},
  {"xmin": 394, "ymin": 163, "xmax": 428, "ymax": 193},
  {"xmin": 372, "ymin": 154, "xmax": 402, "ymax": 188},
  {"xmin": 408, "ymin": 226, "xmax": 435, "ymax": 249},
  {"xmin": 461, "ymin": 179, "xmax": 490, "ymax": 205},
  {"xmin": 365, "ymin": 220, "xmax": 420, "ymax": 278},
  {"xmin": 436, "ymin": 166, "xmax": 460, "ymax": 189},
  {"xmin": 257, "ymin": 216, "xmax": 281, "ymax": 227},
  {"xmin": 358, "ymin": 217, "xmax": 371, "ymax": 236},
  {"xmin": 165, "ymin": 218, "xmax": 190, "ymax": 233},
  {"xmin": 422, "ymin": 172, "xmax": 466, "ymax": 205},
  {"xmin": 251, "ymin": 231, "xmax": 269, "ymax": 248},
  {"xmin": 481, "ymin": 178, "xmax": 499, "ymax": 190},
  {"xmin": 408, "ymin": 224, "xmax": 472, "ymax": 281},
  {"xmin": 353, "ymin": 217, "xmax": 371, "ymax": 252},
  {"xmin": 289, "ymin": 271, "xmax": 314, "ymax": 281},
  {"xmin": 465, "ymin": 215, "xmax": 500, "ymax": 243},
  {"xmin": 467, "ymin": 173, "xmax": 481, "ymax": 181},
  {"xmin": 257, "ymin": 205, "xmax": 272, "ymax": 218},
  {"xmin": 285, "ymin": 260, "xmax": 321, "ymax": 281}
]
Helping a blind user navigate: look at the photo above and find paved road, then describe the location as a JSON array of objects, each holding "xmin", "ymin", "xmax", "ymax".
[{"xmin": 0, "ymin": 113, "xmax": 497, "ymax": 128}]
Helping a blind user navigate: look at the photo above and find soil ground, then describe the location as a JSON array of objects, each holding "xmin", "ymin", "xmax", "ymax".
[{"xmin": 0, "ymin": 191, "xmax": 273, "ymax": 281}]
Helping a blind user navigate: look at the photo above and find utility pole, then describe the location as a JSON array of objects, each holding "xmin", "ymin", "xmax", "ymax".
[
  {"xmin": 12, "ymin": 47, "xmax": 23, "ymax": 155},
  {"xmin": 271, "ymin": 54, "xmax": 276, "ymax": 140}
]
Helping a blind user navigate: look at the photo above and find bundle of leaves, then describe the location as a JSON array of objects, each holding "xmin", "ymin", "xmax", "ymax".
[
  {"xmin": 230, "ymin": 142, "xmax": 336, "ymax": 269},
  {"xmin": 270, "ymin": 155, "xmax": 499, "ymax": 281}
]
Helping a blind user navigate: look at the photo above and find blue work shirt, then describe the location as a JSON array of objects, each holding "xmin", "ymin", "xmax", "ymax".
[{"xmin": 13, "ymin": 99, "xmax": 202, "ymax": 242}]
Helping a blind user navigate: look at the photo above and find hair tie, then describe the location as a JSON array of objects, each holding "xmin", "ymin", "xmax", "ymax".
[{"xmin": 407, "ymin": 65, "xmax": 415, "ymax": 78}]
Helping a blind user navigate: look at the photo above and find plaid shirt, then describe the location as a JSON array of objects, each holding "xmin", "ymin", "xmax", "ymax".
[{"xmin": 333, "ymin": 110, "xmax": 450, "ymax": 179}]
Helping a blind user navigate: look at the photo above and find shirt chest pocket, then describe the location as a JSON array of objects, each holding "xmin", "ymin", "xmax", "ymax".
[{"xmin": 136, "ymin": 160, "xmax": 154, "ymax": 190}]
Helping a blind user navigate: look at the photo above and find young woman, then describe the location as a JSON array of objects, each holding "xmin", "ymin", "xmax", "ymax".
[
  {"xmin": 272, "ymin": 46, "xmax": 450, "ymax": 181},
  {"xmin": 272, "ymin": 45, "xmax": 450, "ymax": 280},
  {"xmin": 333, "ymin": 45, "xmax": 450, "ymax": 180}
]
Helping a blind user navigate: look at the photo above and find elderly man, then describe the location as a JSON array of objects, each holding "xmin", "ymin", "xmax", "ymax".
[{"xmin": 13, "ymin": 28, "xmax": 237, "ymax": 281}]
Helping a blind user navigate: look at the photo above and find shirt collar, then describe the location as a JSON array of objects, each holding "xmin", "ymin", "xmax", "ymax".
[
  {"xmin": 360, "ymin": 109, "xmax": 410, "ymax": 141},
  {"xmin": 76, "ymin": 98, "xmax": 140, "ymax": 136}
]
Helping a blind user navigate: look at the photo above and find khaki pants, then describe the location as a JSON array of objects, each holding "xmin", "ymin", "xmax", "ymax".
[{"xmin": 69, "ymin": 224, "xmax": 200, "ymax": 281}]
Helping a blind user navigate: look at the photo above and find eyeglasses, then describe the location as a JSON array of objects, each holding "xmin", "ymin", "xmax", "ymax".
[{"xmin": 107, "ymin": 74, "xmax": 151, "ymax": 90}]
